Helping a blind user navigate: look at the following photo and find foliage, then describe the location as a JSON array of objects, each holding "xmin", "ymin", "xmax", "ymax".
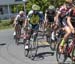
[
  {"xmin": 10, "ymin": 0, "xmax": 65, "ymax": 13},
  {"xmin": 55, "ymin": 0, "xmax": 65, "ymax": 7},
  {"xmin": 0, "ymin": 20, "xmax": 11, "ymax": 26},
  {"xmin": 0, "ymin": 18, "xmax": 2, "ymax": 23},
  {"xmin": 0, "ymin": 20, "xmax": 12, "ymax": 30},
  {"xmin": 10, "ymin": 4, "xmax": 24, "ymax": 13},
  {"xmin": 26, "ymin": 0, "xmax": 65, "ymax": 12}
]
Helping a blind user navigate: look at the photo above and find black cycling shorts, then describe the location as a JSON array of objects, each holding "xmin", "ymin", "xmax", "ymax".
[
  {"xmin": 17, "ymin": 21, "xmax": 23, "ymax": 27},
  {"xmin": 47, "ymin": 16, "xmax": 54, "ymax": 22},
  {"xmin": 59, "ymin": 17, "xmax": 68, "ymax": 27}
]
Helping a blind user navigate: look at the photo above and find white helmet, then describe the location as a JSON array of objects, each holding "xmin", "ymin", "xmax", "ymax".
[
  {"xmin": 19, "ymin": 11, "xmax": 24, "ymax": 15},
  {"xmin": 32, "ymin": 4, "xmax": 40, "ymax": 10},
  {"xmin": 48, "ymin": 5, "xmax": 55, "ymax": 10}
]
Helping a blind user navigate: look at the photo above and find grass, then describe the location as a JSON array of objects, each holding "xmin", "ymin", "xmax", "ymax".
[{"xmin": 0, "ymin": 19, "xmax": 13, "ymax": 30}]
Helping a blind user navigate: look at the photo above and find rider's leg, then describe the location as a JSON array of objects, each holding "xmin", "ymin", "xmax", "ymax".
[
  {"xmin": 17, "ymin": 24, "xmax": 21, "ymax": 38},
  {"xmin": 13, "ymin": 25, "xmax": 16, "ymax": 36},
  {"xmin": 33, "ymin": 24, "xmax": 39, "ymax": 41},
  {"xmin": 19, "ymin": 25, "xmax": 22, "ymax": 38},
  {"xmin": 59, "ymin": 26, "xmax": 72, "ymax": 52}
]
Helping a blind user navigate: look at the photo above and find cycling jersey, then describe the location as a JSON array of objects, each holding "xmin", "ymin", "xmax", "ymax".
[
  {"xmin": 58, "ymin": 3, "xmax": 72, "ymax": 27},
  {"xmin": 46, "ymin": 9, "xmax": 56, "ymax": 22},
  {"xmin": 27, "ymin": 10, "xmax": 42, "ymax": 25},
  {"xmin": 39, "ymin": 11, "xmax": 44, "ymax": 22},
  {"xmin": 15, "ymin": 14, "xmax": 26, "ymax": 26}
]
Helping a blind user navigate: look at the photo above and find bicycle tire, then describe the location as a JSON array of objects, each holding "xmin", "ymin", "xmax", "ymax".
[
  {"xmin": 50, "ymin": 33, "xmax": 60, "ymax": 51},
  {"xmin": 46, "ymin": 30, "xmax": 56, "ymax": 51},
  {"xmin": 50, "ymin": 39, "xmax": 57, "ymax": 51},
  {"xmin": 28, "ymin": 35, "xmax": 38, "ymax": 60},
  {"xmin": 15, "ymin": 35, "xmax": 20, "ymax": 45},
  {"xmin": 24, "ymin": 39, "xmax": 30, "ymax": 57},
  {"xmin": 56, "ymin": 39, "xmax": 67, "ymax": 64},
  {"xmin": 72, "ymin": 47, "xmax": 75, "ymax": 62},
  {"xmin": 14, "ymin": 25, "xmax": 21, "ymax": 45}
]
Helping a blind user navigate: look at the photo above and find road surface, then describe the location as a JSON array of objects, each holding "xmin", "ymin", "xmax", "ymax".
[{"xmin": 0, "ymin": 29, "xmax": 72, "ymax": 64}]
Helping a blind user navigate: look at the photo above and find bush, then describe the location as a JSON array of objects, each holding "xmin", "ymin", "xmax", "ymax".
[
  {"xmin": 0, "ymin": 18, "xmax": 2, "ymax": 23},
  {"xmin": 0, "ymin": 20, "xmax": 12, "ymax": 29},
  {"xmin": 10, "ymin": 16, "xmax": 15, "ymax": 24},
  {"xmin": 1, "ymin": 20, "xmax": 11, "ymax": 25}
]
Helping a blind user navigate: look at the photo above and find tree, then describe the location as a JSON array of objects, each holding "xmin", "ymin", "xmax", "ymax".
[{"xmin": 25, "ymin": 0, "xmax": 65, "ymax": 13}]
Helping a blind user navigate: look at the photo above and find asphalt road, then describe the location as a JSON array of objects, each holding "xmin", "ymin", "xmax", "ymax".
[{"xmin": 0, "ymin": 29, "xmax": 72, "ymax": 64}]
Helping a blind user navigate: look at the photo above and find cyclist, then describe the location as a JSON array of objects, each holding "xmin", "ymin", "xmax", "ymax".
[
  {"xmin": 26, "ymin": 4, "xmax": 43, "ymax": 38},
  {"xmin": 55, "ymin": 0, "xmax": 75, "ymax": 53},
  {"xmin": 44, "ymin": 5, "xmax": 56, "ymax": 41},
  {"xmin": 13, "ymin": 11, "xmax": 27, "ymax": 38}
]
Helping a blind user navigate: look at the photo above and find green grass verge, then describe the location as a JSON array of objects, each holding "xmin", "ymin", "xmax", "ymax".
[{"xmin": 0, "ymin": 19, "xmax": 13, "ymax": 30}]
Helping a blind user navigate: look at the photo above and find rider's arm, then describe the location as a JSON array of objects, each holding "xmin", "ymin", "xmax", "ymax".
[
  {"xmin": 44, "ymin": 10, "xmax": 48, "ymax": 23},
  {"xmin": 24, "ymin": 18, "xmax": 28, "ymax": 27},
  {"xmin": 54, "ymin": 11, "xmax": 60, "ymax": 25},
  {"xmin": 22, "ymin": 15, "xmax": 28, "ymax": 27},
  {"xmin": 54, "ymin": 6, "xmax": 63, "ymax": 25},
  {"xmin": 67, "ymin": 16, "xmax": 74, "ymax": 30},
  {"xmin": 13, "ymin": 15, "xmax": 19, "ymax": 26}
]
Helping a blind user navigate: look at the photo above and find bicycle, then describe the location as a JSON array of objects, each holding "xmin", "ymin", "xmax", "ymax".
[
  {"xmin": 14, "ymin": 23, "xmax": 21, "ymax": 45},
  {"xmin": 23, "ymin": 27, "xmax": 38, "ymax": 60},
  {"xmin": 56, "ymin": 29, "xmax": 75, "ymax": 64},
  {"xmin": 45, "ymin": 22, "xmax": 57, "ymax": 51}
]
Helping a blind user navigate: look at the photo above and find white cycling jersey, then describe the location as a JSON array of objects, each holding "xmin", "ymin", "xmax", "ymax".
[{"xmin": 15, "ymin": 14, "xmax": 26, "ymax": 22}]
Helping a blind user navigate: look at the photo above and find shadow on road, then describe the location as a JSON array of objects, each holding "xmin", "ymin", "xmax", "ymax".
[
  {"xmin": 33, "ymin": 51, "xmax": 54, "ymax": 61},
  {"xmin": 58, "ymin": 63, "xmax": 75, "ymax": 64},
  {"xmin": 58, "ymin": 61, "xmax": 75, "ymax": 64},
  {"xmin": 0, "ymin": 43, "xmax": 6, "ymax": 46}
]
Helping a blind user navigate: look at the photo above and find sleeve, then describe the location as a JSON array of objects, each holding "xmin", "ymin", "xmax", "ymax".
[
  {"xmin": 69, "ymin": 9, "xmax": 72, "ymax": 16},
  {"xmin": 14, "ymin": 15, "xmax": 19, "ymax": 21},
  {"xmin": 27, "ymin": 10, "xmax": 33, "ymax": 20},
  {"xmin": 27, "ymin": 10, "xmax": 33, "ymax": 17},
  {"xmin": 38, "ymin": 12, "xmax": 44, "ymax": 20},
  {"xmin": 57, "ymin": 6, "xmax": 64, "ymax": 14},
  {"xmin": 66, "ymin": 9, "xmax": 72, "ymax": 17}
]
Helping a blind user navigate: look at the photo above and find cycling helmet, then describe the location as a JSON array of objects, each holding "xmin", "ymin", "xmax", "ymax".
[
  {"xmin": 65, "ymin": 0, "xmax": 72, "ymax": 3},
  {"xmin": 19, "ymin": 11, "xmax": 24, "ymax": 15},
  {"xmin": 48, "ymin": 5, "xmax": 55, "ymax": 10},
  {"xmin": 32, "ymin": 4, "xmax": 40, "ymax": 10}
]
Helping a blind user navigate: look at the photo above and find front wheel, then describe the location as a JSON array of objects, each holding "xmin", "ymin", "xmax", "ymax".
[
  {"xmin": 50, "ymin": 39, "xmax": 57, "ymax": 51},
  {"xmin": 56, "ymin": 40, "xmax": 67, "ymax": 64},
  {"xmin": 24, "ymin": 39, "xmax": 30, "ymax": 57},
  {"xmin": 72, "ymin": 47, "xmax": 75, "ymax": 62},
  {"xmin": 28, "ymin": 36, "xmax": 38, "ymax": 60},
  {"xmin": 15, "ymin": 25, "xmax": 21, "ymax": 45}
]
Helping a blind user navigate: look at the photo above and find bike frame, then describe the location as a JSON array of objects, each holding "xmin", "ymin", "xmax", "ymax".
[{"xmin": 67, "ymin": 38, "xmax": 75, "ymax": 54}]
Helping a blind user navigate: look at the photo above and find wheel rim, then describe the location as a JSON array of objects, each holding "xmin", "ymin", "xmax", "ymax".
[
  {"xmin": 56, "ymin": 42, "xmax": 67, "ymax": 63},
  {"xmin": 28, "ymin": 38, "xmax": 38, "ymax": 60}
]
